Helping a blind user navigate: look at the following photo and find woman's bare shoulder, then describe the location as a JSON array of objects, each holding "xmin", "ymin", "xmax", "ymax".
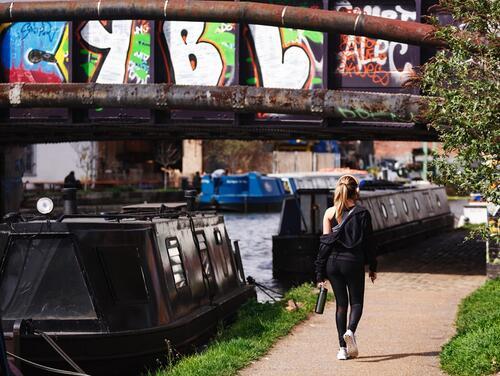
[{"xmin": 324, "ymin": 206, "xmax": 335, "ymax": 219}]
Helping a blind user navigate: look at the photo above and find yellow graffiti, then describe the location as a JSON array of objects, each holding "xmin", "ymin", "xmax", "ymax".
[{"xmin": 55, "ymin": 24, "xmax": 69, "ymax": 82}]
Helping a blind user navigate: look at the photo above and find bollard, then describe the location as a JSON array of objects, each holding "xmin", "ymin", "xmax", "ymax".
[
  {"xmin": 62, "ymin": 188, "xmax": 78, "ymax": 215},
  {"xmin": 184, "ymin": 190, "xmax": 197, "ymax": 212}
]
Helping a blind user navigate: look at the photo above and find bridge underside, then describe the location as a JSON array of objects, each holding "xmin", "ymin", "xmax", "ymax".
[{"xmin": 0, "ymin": 120, "xmax": 437, "ymax": 144}]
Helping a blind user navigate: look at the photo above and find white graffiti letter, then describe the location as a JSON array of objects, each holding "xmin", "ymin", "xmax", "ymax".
[
  {"xmin": 80, "ymin": 20, "xmax": 133, "ymax": 83},
  {"xmin": 249, "ymin": 25, "xmax": 311, "ymax": 89},
  {"xmin": 163, "ymin": 21, "xmax": 223, "ymax": 85}
]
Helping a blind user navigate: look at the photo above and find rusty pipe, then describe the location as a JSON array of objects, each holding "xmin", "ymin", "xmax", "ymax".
[
  {"xmin": 0, "ymin": 0, "xmax": 445, "ymax": 47},
  {"xmin": 0, "ymin": 83, "xmax": 428, "ymax": 122}
]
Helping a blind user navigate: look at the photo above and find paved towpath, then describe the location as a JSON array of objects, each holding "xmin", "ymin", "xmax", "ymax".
[{"xmin": 239, "ymin": 230, "xmax": 486, "ymax": 376}]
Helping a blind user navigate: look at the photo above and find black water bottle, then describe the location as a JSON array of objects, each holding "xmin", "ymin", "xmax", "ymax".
[{"xmin": 315, "ymin": 286, "xmax": 328, "ymax": 314}]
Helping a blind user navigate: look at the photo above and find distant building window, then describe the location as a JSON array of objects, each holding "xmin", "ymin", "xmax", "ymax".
[
  {"xmin": 380, "ymin": 203, "xmax": 388, "ymax": 219},
  {"xmin": 436, "ymin": 195, "xmax": 442, "ymax": 208},
  {"xmin": 389, "ymin": 198, "xmax": 398, "ymax": 218},
  {"xmin": 414, "ymin": 198, "xmax": 421, "ymax": 211},
  {"xmin": 402, "ymin": 199, "xmax": 409, "ymax": 215},
  {"xmin": 166, "ymin": 237, "xmax": 187, "ymax": 289},
  {"xmin": 24, "ymin": 145, "xmax": 36, "ymax": 176}
]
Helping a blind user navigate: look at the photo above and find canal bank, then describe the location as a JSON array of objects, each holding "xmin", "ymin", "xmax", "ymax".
[{"xmin": 239, "ymin": 229, "xmax": 486, "ymax": 376}]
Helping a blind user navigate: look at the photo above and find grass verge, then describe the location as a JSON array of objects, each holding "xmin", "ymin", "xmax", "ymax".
[
  {"xmin": 153, "ymin": 283, "xmax": 329, "ymax": 376},
  {"xmin": 440, "ymin": 278, "xmax": 500, "ymax": 376}
]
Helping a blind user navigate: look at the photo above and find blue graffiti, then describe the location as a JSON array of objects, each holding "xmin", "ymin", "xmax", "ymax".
[{"xmin": 1, "ymin": 21, "xmax": 67, "ymax": 82}]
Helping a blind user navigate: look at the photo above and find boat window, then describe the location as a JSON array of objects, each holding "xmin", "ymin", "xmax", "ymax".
[
  {"xmin": 402, "ymin": 199, "xmax": 409, "ymax": 215},
  {"xmin": 214, "ymin": 228, "xmax": 229, "ymax": 276},
  {"xmin": 214, "ymin": 228, "xmax": 223, "ymax": 245},
  {"xmin": 98, "ymin": 246, "xmax": 149, "ymax": 303},
  {"xmin": 414, "ymin": 198, "xmax": 421, "ymax": 211},
  {"xmin": 389, "ymin": 198, "xmax": 398, "ymax": 218},
  {"xmin": 0, "ymin": 236, "xmax": 96, "ymax": 320},
  {"xmin": 196, "ymin": 232, "xmax": 214, "ymax": 280},
  {"xmin": 424, "ymin": 192, "xmax": 433, "ymax": 209},
  {"xmin": 166, "ymin": 237, "xmax": 187, "ymax": 289},
  {"xmin": 436, "ymin": 195, "xmax": 442, "ymax": 208},
  {"xmin": 380, "ymin": 203, "xmax": 388, "ymax": 219}
]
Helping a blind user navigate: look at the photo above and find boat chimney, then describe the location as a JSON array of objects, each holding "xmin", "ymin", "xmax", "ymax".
[
  {"xmin": 184, "ymin": 190, "xmax": 197, "ymax": 212},
  {"xmin": 62, "ymin": 188, "xmax": 78, "ymax": 215}
]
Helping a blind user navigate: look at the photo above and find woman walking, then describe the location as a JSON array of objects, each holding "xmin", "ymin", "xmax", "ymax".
[{"xmin": 315, "ymin": 175, "xmax": 377, "ymax": 360}]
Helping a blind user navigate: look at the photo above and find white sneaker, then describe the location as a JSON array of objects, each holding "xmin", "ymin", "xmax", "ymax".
[
  {"xmin": 343, "ymin": 329, "xmax": 359, "ymax": 358},
  {"xmin": 337, "ymin": 347, "xmax": 348, "ymax": 360}
]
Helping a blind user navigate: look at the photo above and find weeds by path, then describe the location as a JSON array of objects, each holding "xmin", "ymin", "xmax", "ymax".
[
  {"xmin": 153, "ymin": 283, "xmax": 329, "ymax": 376},
  {"xmin": 441, "ymin": 278, "xmax": 500, "ymax": 376}
]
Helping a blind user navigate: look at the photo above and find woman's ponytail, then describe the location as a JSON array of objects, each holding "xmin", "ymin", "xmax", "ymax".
[{"xmin": 333, "ymin": 175, "xmax": 359, "ymax": 223}]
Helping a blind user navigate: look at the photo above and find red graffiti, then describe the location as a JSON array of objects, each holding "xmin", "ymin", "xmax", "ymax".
[
  {"xmin": 7, "ymin": 66, "xmax": 62, "ymax": 83},
  {"xmin": 338, "ymin": 35, "xmax": 390, "ymax": 86},
  {"xmin": 336, "ymin": 7, "xmax": 390, "ymax": 87}
]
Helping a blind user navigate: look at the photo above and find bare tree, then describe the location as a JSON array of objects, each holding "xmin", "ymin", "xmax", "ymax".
[
  {"xmin": 72, "ymin": 142, "xmax": 97, "ymax": 191},
  {"xmin": 155, "ymin": 141, "xmax": 181, "ymax": 189}
]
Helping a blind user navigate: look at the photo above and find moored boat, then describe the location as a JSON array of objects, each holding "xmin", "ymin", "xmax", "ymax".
[
  {"xmin": 272, "ymin": 183, "xmax": 454, "ymax": 281},
  {"xmin": 0, "ymin": 200, "xmax": 255, "ymax": 375},
  {"xmin": 199, "ymin": 172, "xmax": 287, "ymax": 212}
]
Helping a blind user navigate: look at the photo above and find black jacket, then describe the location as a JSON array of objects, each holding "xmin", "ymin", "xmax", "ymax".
[{"xmin": 315, "ymin": 205, "xmax": 377, "ymax": 282}]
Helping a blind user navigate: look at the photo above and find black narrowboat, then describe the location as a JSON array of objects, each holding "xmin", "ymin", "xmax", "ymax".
[
  {"xmin": 0, "ymin": 201, "xmax": 255, "ymax": 375},
  {"xmin": 273, "ymin": 184, "xmax": 455, "ymax": 280}
]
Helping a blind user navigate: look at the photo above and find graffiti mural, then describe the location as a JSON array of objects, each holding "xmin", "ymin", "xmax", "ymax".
[
  {"xmin": 78, "ymin": 20, "xmax": 152, "ymax": 84},
  {"xmin": 160, "ymin": 21, "xmax": 236, "ymax": 86},
  {"xmin": 241, "ymin": 0, "xmax": 325, "ymax": 120},
  {"xmin": 334, "ymin": 1, "xmax": 419, "ymax": 88},
  {"xmin": 242, "ymin": 5, "xmax": 324, "ymax": 90},
  {"xmin": 0, "ymin": 1, "xmax": 427, "ymax": 124},
  {"xmin": 76, "ymin": 20, "xmax": 152, "ymax": 119},
  {"xmin": 0, "ymin": 21, "xmax": 69, "ymax": 83}
]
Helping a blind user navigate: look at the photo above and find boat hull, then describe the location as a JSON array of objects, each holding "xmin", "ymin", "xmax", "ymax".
[{"xmin": 6, "ymin": 286, "xmax": 256, "ymax": 376}]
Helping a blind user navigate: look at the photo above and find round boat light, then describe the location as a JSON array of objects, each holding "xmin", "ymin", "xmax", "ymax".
[{"xmin": 36, "ymin": 197, "xmax": 54, "ymax": 215}]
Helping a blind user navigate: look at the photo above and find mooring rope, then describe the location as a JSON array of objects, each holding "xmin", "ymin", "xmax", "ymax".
[
  {"xmin": 6, "ymin": 352, "xmax": 90, "ymax": 376},
  {"xmin": 246, "ymin": 276, "xmax": 284, "ymax": 302}
]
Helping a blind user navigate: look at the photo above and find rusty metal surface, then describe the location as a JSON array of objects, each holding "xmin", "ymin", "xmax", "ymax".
[
  {"xmin": 0, "ymin": 83, "xmax": 427, "ymax": 122},
  {"xmin": 0, "ymin": 0, "xmax": 445, "ymax": 47}
]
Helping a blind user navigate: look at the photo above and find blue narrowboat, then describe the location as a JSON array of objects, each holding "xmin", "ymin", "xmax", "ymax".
[{"xmin": 199, "ymin": 172, "xmax": 287, "ymax": 212}]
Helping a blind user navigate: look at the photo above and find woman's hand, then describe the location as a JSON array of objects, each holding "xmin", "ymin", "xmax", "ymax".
[
  {"xmin": 317, "ymin": 281, "xmax": 326, "ymax": 289},
  {"xmin": 369, "ymin": 271, "xmax": 377, "ymax": 283}
]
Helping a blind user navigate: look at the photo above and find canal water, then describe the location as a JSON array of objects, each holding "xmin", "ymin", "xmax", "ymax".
[{"xmin": 224, "ymin": 212, "xmax": 288, "ymax": 301}]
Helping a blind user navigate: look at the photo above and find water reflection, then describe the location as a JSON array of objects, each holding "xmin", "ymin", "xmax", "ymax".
[{"xmin": 224, "ymin": 212, "xmax": 289, "ymax": 301}]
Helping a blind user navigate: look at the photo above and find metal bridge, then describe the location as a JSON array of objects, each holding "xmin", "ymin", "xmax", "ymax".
[{"xmin": 0, "ymin": 0, "xmax": 447, "ymax": 144}]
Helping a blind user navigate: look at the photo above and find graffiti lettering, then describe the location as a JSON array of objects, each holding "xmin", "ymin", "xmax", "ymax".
[
  {"xmin": 163, "ymin": 21, "xmax": 225, "ymax": 86},
  {"xmin": 337, "ymin": 107, "xmax": 407, "ymax": 121},
  {"xmin": 20, "ymin": 22, "xmax": 59, "ymax": 43},
  {"xmin": 80, "ymin": 20, "xmax": 133, "ymax": 83},
  {"xmin": 127, "ymin": 21, "xmax": 151, "ymax": 84},
  {"xmin": 249, "ymin": 25, "xmax": 311, "ymax": 89},
  {"xmin": 336, "ymin": 2, "xmax": 416, "ymax": 86}
]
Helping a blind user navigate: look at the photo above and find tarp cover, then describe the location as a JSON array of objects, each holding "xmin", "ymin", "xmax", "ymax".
[{"xmin": 0, "ymin": 236, "xmax": 96, "ymax": 320}]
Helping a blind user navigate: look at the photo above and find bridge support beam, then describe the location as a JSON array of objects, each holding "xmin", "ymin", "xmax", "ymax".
[
  {"xmin": 0, "ymin": 0, "xmax": 446, "ymax": 48},
  {"xmin": 0, "ymin": 147, "xmax": 24, "ymax": 218},
  {"xmin": 0, "ymin": 84, "xmax": 428, "ymax": 123}
]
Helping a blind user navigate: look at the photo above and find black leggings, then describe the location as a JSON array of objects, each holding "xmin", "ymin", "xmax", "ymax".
[{"xmin": 326, "ymin": 257, "xmax": 365, "ymax": 347}]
